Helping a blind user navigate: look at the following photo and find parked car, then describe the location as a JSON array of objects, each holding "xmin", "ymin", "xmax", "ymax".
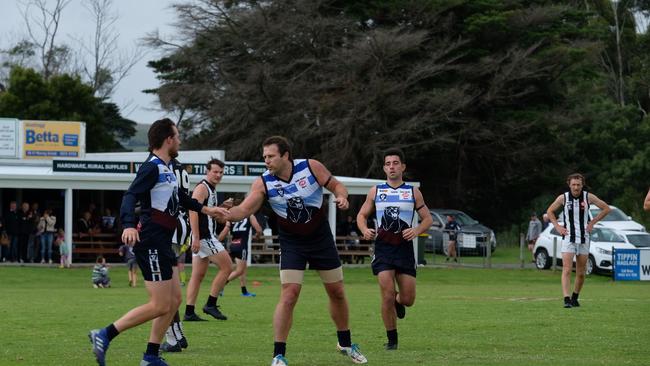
[
  {"xmin": 533, "ymin": 225, "xmax": 636, "ymax": 275},
  {"xmin": 558, "ymin": 205, "xmax": 645, "ymax": 232},
  {"xmin": 423, "ymin": 209, "xmax": 496, "ymax": 255},
  {"xmin": 617, "ymin": 230, "xmax": 650, "ymax": 248}
]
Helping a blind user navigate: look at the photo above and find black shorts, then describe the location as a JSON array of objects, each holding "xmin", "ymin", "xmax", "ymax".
[
  {"xmin": 280, "ymin": 243, "xmax": 342, "ymax": 271},
  {"xmin": 134, "ymin": 245, "xmax": 177, "ymax": 281},
  {"xmin": 229, "ymin": 244, "xmax": 247, "ymax": 261},
  {"xmin": 371, "ymin": 258, "xmax": 417, "ymax": 278}
]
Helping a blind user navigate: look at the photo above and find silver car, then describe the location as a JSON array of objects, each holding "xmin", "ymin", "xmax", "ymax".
[{"xmin": 423, "ymin": 209, "xmax": 496, "ymax": 255}]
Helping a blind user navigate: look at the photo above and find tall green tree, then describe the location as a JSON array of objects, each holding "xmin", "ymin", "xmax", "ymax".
[{"xmin": 0, "ymin": 66, "xmax": 136, "ymax": 152}]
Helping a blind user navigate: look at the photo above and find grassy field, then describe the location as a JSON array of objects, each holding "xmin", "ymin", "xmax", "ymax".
[{"xmin": 0, "ymin": 265, "xmax": 648, "ymax": 365}]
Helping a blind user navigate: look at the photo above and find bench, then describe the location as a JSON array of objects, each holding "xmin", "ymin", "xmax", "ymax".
[{"xmin": 72, "ymin": 233, "xmax": 121, "ymax": 261}]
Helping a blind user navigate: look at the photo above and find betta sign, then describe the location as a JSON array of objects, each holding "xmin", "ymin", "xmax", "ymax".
[{"xmin": 22, "ymin": 120, "xmax": 85, "ymax": 159}]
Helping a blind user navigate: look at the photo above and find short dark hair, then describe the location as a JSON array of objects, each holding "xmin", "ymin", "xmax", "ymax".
[
  {"xmin": 263, "ymin": 136, "xmax": 292, "ymax": 159},
  {"xmin": 383, "ymin": 148, "xmax": 405, "ymax": 164},
  {"xmin": 148, "ymin": 118, "xmax": 176, "ymax": 152},
  {"xmin": 96, "ymin": 256, "xmax": 104, "ymax": 263},
  {"xmin": 566, "ymin": 173, "xmax": 585, "ymax": 185},
  {"xmin": 206, "ymin": 157, "xmax": 225, "ymax": 171}
]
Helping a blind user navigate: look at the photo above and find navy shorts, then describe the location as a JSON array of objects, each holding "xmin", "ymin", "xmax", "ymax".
[
  {"xmin": 133, "ymin": 224, "xmax": 177, "ymax": 281},
  {"xmin": 371, "ymin": 258, "xmax": 417, "ymax": 278},
  {"xmin": 280, "ymin": 243, "xmax": 341, "ymax": 271},
  {"xmin": 229, "ymin": 244, "xmax": 247, "ymax": 261}
]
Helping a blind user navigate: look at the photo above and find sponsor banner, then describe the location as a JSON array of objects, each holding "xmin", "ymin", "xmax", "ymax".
[
  {"xmin": 0, "ymin": 118, "xmax": 18, "ymax": 158},
  {"xmin": 613, "ymin": 248, "xmax": 650, "ymax": 281},
  {"xmin": 23, "ymin": 120, "xmax": 84, "ymax": 159},
  {"xmin": 53, "ymin": 160, "xmax": 131, "ymax": 174},
  {"xmin": 54, "ymin": 160, "xmax": 265, "ymax": 176}
]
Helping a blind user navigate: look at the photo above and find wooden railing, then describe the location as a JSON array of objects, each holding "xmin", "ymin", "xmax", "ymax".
[{"xmin": 72, "ymin": 232, "xmax": 121, "ymax": 260}]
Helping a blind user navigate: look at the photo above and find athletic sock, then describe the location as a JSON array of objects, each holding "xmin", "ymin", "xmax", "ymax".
[
  {"xmin": 105, "ymin": 323, "xmax": 119, "ymax": 341},
  {"xmin": 571, "ymin": 292, "xmax": 579, "ymax": 301},
  {"xmin": 173, "ymin": 311, "xmax": 180, "ymax": 323},
  {"xmin": 274, "ymin": 342, "xmax": 286, "ymax": 357},
  {"xmin": 387, "ymin": 329, "xmax": 398, "ymax": 345},
  {"xmin": 180, "ymin": 271, "xmax": 187, "ymax": 283},
  {"xmin": 241, "ymin": 286, "xmax": 248, "ymax": 294},
  {"xmin": 145, "ymin": 342, "xmax": 160, "ymax": 356},
  {"xmin": 207, "ymin": 295, "xmax": 218, "ymax": 307},
  {"xmin": 337, "ymin": 330, "xmax": 352, "ymax": 348},
  {"xmin": 185, "ymin": 304, "xmax": 195, "ymax": 316}
]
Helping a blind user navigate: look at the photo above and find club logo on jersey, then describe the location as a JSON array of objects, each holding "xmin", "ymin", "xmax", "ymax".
[
  {"xmin": 286, "ymin": 197, "xmax": 312, "ymax": 223},
  {"xmin": 379, "ymin": 193, "xmax": 388, "ymax": 201},
  {"xmin": 276, "ymin": 188, "xmax": 285, "ymax": 197},
  {"xmin": 380, "ymin": 206, "xmax": 409, "ymax": 234}
]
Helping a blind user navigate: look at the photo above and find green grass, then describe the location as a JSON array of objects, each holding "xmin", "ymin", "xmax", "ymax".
[
  {"xmin": 423, "ymin": 246, "xmax": 526, "ymax": 265},
  {"xmin": 0, "ymin": 266, "xmax": 648, "ymax": 365}
]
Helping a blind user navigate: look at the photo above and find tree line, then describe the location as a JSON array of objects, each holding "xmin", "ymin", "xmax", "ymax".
[{"xmin": 145, "ymin": 0, "xmax": 650, "ymax": 229}]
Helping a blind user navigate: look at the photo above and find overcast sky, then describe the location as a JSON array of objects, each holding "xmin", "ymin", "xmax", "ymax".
[{"xmin": 0, "ymin": 0, "xmax": 181, "ymax": 125}]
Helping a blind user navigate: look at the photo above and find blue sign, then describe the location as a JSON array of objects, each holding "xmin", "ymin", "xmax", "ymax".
[{"xmin": 614, "ymin": 249, "xmax": 640, "ymax": 281}]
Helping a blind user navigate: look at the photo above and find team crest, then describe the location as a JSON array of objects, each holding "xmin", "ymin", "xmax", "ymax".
[
  {"xmin": 379, "ymin": 193, "xmax": 388, "ymax": 201},
  {"xmin": 276, "ymin": 188, "xmax": 284, "ymax": 197}
]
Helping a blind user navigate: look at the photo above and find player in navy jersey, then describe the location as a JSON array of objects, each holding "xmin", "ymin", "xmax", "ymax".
[
  {"xmin": 217, "ymin": 136, "xmax": 368, "ymax": 366},
  {"xmin": 88, "ymin": 119, "xmax": 223, "ymax": 366},
  {"xmin": 546, "ymin": 173, "xmax": 610, "ymax": 308},
  {"xmin": 222, "ymin": 201, "xmax": 264, "ymax": 297},
  {"xmin": 356, "ymin": 148, "xmax": 433, "ymax": 350}
]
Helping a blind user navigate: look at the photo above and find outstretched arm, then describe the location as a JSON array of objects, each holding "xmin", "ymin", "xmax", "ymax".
[{"xmin": 227, "ymin": 178, "xmax": 266, "ymax": 222}]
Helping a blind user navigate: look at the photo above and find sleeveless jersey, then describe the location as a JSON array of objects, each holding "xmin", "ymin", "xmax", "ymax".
[
  {"xmin": 262, "ymin": 159, "xmax": 326, "ymax": 236},
  {"xmin": 231, "ymin": 218, "xmax": 251, "ymax": 246},
  {"xmin": 374, "ymin": 183, "xmax": 416, "ymax": 246},
  {"xmin": 198, "ymin": 179, "xmax": 218, "ymax": 240},
  {"xmin": 563, "ymin": 190, "xmax": 591, "ymax": 244}
]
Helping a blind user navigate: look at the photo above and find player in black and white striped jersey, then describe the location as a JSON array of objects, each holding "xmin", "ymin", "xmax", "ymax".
[{"xmin": 546, "ymin": 173, "xmax": 611, "ymax": 308}]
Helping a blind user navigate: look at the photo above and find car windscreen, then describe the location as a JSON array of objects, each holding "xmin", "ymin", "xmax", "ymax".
[
  {"xmin": 625, "ymin": 234, "xmax": 650, "ymax": 247},
  {"xmin": 590, "ymin": 207, "xmax": 629, "ymax": 221},
  {"xmin": 592, "ymin": 228, "xmax": 625, "ymax": 243},
  {"xmin": 449, "ymin": 212, "xmax": 479, "ymax": 226}
]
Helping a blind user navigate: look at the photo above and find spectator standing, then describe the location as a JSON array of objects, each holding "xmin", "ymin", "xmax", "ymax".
[
  {"xmin": 18, "ymin": 202, "xmax": 32, "ymax": 263},
  {"xmin": 526, "ymin": 213, "xmax": 542, "ymax": 262},
  {"xmin": 40, "ymin": 209, "xmax": 56, "ymax": 264},
  {"xmin": 444, "ymin": 215, "xmax": 461, "ymax": 262},
  {"xmin": 56, "ymin": 228, "xmax": 70, "ymax": 268},
  {"xmin": 102, "ymin": 208, "xmax": 116, "ymax": 232},
  {"xmin": 27, "ymin": 202, "xmax": 40, "ymax": 262},
  {"xmin": 5, "ymin": 201, "xmax": 19, "ymax": 262}
]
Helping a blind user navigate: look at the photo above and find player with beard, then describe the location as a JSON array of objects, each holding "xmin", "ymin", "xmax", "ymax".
[
  {"xmin": 356, "ymin": 148, "xmax": 433, "ymax": 350},
  {"xmin": 89, "ymin": 118, "xmax": 223, "ymax": 366}
]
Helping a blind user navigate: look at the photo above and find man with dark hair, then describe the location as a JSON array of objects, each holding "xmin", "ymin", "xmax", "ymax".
[
  {"xmin": 183, "ymin": 158, "xmax": 233, "ymax": 322},
  {"xmin": 220, "ymin": 135, "xmax": 368, "ymax": 366},
  {"xmin": 356, "ymin": 148, "xmax": 432, "ymax": 350},
  {"xmin": 89, "ymin": 118, "xmax": 223, "ymax": 366},
  {"xmin": 546, "ymin": 173, "xmax": 610, "ymax": 308}
]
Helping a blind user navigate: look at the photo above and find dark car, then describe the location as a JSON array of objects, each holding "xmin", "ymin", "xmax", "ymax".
[{"xmin": 423, "ymin": 209, "xmax": 496, "ymax": 255}]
